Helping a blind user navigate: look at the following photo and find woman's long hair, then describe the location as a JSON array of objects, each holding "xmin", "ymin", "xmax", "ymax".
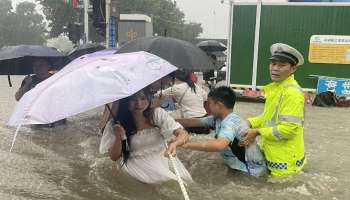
[
  {"xmin": 113, "ymin": 87, "xmax": 155, "ymax": 165},
  {"xmin": 173, "ymin": 70, "xmax": 196, "ymax": 93}
]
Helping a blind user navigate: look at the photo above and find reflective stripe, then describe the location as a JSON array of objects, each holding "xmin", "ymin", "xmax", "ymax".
[
  {"xmin": 272, "ymin": 126, "xmax": 284, "ymax": 140},
  {"xmin": 296, "ymin": 156, "xmax": 305, "ymax": 167},
  {"xmin": 266, "ymin": 95, "xmax": 282, "ymax": 126},
  {"xmin": 266, "ymin": 118, "xmax": 275, "ymax": 126},
  {"xmin": 267, "ymin": 160, "xmax": 288, "ymax": 170},
  {"xmin": 266, "ymin": 84, "xmax": 304, "ymax": 135},
  {"xmin": 284, "ymin": 84, "xmax": 305, "ymax": 122},
  {"xmin": 266, "ymin": 108, "xmax": 278, "ymax": 126},
  {"xmin": 267, "ymin": 157, "xmax": 305, "ymax": 170},
  {"xmin": 278, "ymin": 115, "xmax": 304, "ymax": 125}
]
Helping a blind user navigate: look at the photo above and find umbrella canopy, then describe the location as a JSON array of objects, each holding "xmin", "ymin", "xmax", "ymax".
[
  {"xmin": 8, "ymin": 51, "xmax": 177, "ymax": 126},
  {"xmin": 80, "ymin": 48, "xmax": 118, "ymax": 58},
  {"xmin": 196, "ymin": 40, "xmax": 227, "ymax": 52},
  {"xmin": 116, "ymin": 36, "xmax": 216, "ymax": 72},
  {"xmin": 68, "ymin": 43, "xmax": 106, "ymax": 61},
  {"xmin": 0, "ymin": 45, "xmax": 67, "ymax": 75}
]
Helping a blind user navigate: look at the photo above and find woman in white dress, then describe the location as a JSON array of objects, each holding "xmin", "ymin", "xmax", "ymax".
[{"xmin": 101, "ymin": 87, "xmax": 193, "ymax": 184}]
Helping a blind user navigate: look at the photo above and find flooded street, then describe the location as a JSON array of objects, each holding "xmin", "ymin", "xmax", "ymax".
[{"xmin": 1, "ymin": 76, "xmax": 349, "ymax": 200}]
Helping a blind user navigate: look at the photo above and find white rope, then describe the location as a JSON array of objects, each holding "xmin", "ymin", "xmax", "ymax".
[
  {"xmin": 165, "ymin": 141, "xmax": 190, "ymax": 200},
  {"xmin": 168, "ymin": 155, "xmax": 191, "ymax": 200}
]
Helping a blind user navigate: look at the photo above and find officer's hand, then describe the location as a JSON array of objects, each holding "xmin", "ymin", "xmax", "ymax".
[{"xmin": 239, "ymin": 129, "xmax": 259, "ymax": 146}]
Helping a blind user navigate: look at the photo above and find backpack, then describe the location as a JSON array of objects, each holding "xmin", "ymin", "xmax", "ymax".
[
  {"xmin": 312, "ymin": 91, "xmax": 337, "ymax": 107},
  {"xmin": 336, "ymin": 96, "xmax": 350, "ymax": 107}
]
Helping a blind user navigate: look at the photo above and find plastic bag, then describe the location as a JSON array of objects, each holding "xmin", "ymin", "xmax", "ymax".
[{"xmin": 245, "ymin": 139, "xmax": 268, "ymax": 177}]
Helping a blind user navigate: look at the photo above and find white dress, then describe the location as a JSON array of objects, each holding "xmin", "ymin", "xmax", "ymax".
[{"xmin": 99, "ymin": 108, "xmax": 193, "ymax": 184}]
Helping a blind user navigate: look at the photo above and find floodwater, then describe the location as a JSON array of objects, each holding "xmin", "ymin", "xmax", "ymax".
[{"xmin": 1, "ymin": 76, "xmax": 349, "ymax": 200}]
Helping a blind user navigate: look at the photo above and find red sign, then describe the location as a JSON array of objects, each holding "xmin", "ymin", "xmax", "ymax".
[{"xmin": 72, "ymin": 0, "xmax": 78, "ymax": 9}]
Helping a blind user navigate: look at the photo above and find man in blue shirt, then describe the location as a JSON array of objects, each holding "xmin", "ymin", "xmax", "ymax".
[{"xmin": 177, "ymin": 86, "xmax": 267, "ymax": 177}]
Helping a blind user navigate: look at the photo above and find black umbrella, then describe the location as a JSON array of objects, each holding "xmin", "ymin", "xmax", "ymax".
[
  {"xmin": 68, "ymin": 43, "xmax": 106, "ymax": 61},
  {"xmin": 207, "ymin": 51, "xmax": 227, "ymax": 70},
  {"xmin": 116, "ymin": 36, "xmax": 216, "ymax": 72},
  {"xmin": 196, "ymin": 40, "xmax": 227, "ymax": 52},
  {"xmin": 0, "ymin": 45, "xmax": 67, "ymax": 86}
]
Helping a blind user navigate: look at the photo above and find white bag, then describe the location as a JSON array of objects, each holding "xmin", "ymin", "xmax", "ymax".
[{"xmin": 245, "ymin": 140, "xmax": 268, "ymax": 177}]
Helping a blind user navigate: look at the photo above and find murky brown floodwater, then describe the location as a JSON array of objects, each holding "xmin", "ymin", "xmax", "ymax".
[{"xmin": 1, "ymin": 76, "xmax": 349, "ymax": 200}]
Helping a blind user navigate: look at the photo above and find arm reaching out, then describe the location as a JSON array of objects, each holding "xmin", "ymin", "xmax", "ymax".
[
  {"xmin": 182, "ymin": 138, "xmax": 230, "ymax": 152},
  {"xmin": 176, "ymin": 118, "xmax": 203, "ymax": 128}
]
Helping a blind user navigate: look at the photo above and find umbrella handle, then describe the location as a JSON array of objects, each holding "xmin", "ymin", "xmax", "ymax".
[
  {"xmin": 7, "ymin": 75, "xmax": 12, "ymax": 87},
  {"xmin": 106, "ymin": 104, "xmax": 117, "ymax": 122}
]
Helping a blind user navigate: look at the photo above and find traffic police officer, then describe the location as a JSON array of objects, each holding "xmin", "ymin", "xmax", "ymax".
[{"xmin": 240, "ymin": 43, "xmax": 306, "ymax": 177}]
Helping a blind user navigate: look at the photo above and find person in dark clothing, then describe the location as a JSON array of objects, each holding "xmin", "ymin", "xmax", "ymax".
[
  {"xmin": 15, "ymin": 58, "xmax": 52, "ymax": 101},
  {"xmin": 15, "ymin": 58, "xmax": 66, "ymax": 127}
]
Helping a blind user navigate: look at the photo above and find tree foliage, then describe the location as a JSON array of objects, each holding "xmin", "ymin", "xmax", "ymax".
[
  {"xmin": 0, "ymin": 0, "xmax": 46, "ymax": 47},
  {"xmin": 36, "ymin": 0, "xmax": 202, "ymax": 42},
  {"xmin": 36, "ymin": 0, "xmax": 78, "ymax": 38}
]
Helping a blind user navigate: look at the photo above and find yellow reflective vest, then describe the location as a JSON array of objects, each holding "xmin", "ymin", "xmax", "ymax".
[{"xmin": 248, "ymin": 75, "xmax": 306, "ymax": 176}]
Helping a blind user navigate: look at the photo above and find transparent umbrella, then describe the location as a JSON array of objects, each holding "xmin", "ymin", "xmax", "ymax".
[{"xmin": 8, "ymin": 51, "xmax": 177, "ymax": 150}]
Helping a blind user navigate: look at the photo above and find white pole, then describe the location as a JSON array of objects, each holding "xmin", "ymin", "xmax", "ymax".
[
  {"xmin": 251, "ymin": 0, "xmax": 262, "ymax": 91},
  {"xmin": 106, "ymin": 0, "xmax": 111, "ymax": 47},
  {"xmin": 83, "ymin": 0, "xmax": 89, "ymax": 43},
  {"xmin": 226, "ymin": 0, "xmax": 234, "ymax": 87}
]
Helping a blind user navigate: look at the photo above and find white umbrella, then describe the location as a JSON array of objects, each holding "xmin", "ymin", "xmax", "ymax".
[{"xmin": 8, "ymin": 51, "xmax": 177, "ymax": 126}]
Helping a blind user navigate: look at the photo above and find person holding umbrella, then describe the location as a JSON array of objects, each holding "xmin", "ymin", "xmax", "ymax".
[
  {"xmin": 15, "ymin": 58, "xmax": 66, "ymax": 127},
  {"xmin": 0, "ymin": 45, "xmax": 67, "ymax": 87},
  {"xmin": 15, "ymin": 58, "xmax": 52, "ymax": 101},
  {"xmin": 101, "ymin": 87, "xmax": 192, "ymax": 184}
]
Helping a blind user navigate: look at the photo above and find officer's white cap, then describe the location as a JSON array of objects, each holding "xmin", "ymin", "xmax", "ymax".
[{"xmin": 269, "ymin": 43, "xmax": 304, "ymax": 66}]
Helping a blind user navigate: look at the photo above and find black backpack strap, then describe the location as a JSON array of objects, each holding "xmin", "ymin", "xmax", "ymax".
[{"xmin": 230, "ymin": 138, "xmax": 246, "ymax": 164}]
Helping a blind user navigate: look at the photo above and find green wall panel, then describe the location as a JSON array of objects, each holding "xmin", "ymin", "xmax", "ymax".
[
  {"xmin": 230, "ymin": 6, "xmax": 256, "ymax": 85},
  {"xmin": 230, "ymin": 4, "xmax": 350, "ymax": 89}
]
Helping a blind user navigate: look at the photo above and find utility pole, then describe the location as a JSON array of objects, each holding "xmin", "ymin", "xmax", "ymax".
[
  {"xmin": 110, "ymin": 0, "xmax": 119, "ymax": 24},
  {"xmin": 105, "ymin": 0, "xmax": 111, "ymax": 47},
  {"xmin": 106, "ymin": 0, "xmax": 119, "ymax": 47},
  {"xmin": 83, "ymin": 0, "xmax": 89, "ymax": 43}
]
